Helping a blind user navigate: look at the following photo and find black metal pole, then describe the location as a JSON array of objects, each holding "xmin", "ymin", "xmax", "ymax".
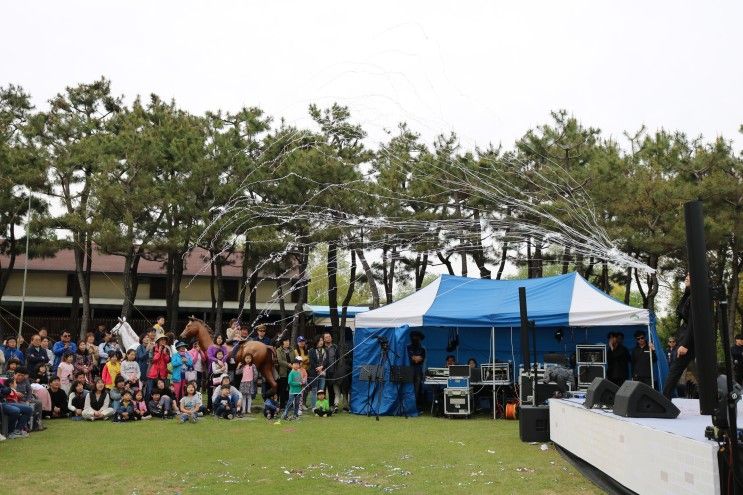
[
  {"xmin": 683, "ymin": 200, "xmax": 717, "ymax": 415},
  {"xmin": 719, "ymin": 301, "xmax": 741, "ymax": 492},
  {"xmin": 531, "ymin": 320, "xmax": 537, "ymax": 378},
  {"xmin": 519, "ymin": 287, "xmax": 531, "ymax": 374}
]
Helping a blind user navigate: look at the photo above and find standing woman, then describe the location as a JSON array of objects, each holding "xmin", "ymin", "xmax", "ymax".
[
  {"xmin": 136, "ymin": 335, "xmax": 153, "ymax": 385},
  {"xmin": 74, "ymin": 341, "xmax": 93, "ymax": 385},
  {"xmin": 207, "ymin": 335, "xmax": 228, "ymax": 369},
  {"xmin": 189, "ymin": 341, "xmax": 206, "ymax": 393},
  {"xmin": 308, "ymin": 335, "xmax": 328, "ymax": 409},
  {"xmin": 276, "ymin": 336, "xmax": 292, "ymax": 409}
]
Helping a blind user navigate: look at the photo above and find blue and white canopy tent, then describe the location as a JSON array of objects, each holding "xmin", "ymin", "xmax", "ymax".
[
  {"xmin": 350, "ymin": 272, "xmax": 667, "ymax": 417},
  {"xmin": 309, "ymin": 305, "xmax": 369, "ymax": 330}
]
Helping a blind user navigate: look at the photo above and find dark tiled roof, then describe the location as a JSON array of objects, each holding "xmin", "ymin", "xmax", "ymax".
[{"xmin": 1, "ymin": 246, "xmax": 296, "ymax": 279}]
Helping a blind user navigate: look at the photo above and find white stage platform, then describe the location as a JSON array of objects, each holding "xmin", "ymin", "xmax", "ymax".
[{"xmin": 549, "ymin": 398, "xmax": 733, "ymax": 495}]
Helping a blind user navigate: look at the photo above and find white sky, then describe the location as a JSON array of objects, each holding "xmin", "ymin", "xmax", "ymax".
[
  {"xmin": 2, "ymin": 1, "xmax": 742, "ymax": 151},
  {"xmin": 2, "ymin": 1, "xmax": 740, "ymax": 311}
]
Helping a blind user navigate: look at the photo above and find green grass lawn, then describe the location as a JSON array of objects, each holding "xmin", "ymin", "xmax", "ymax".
[{"xmin": 0, "ymin": 413, "xmax": 599, "ymax": 495}]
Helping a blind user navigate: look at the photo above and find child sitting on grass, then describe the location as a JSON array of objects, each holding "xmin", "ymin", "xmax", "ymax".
[
  {"xmin": 313, "ymin": 389, "xmax": 332, "ymax": 417},
  {"xmin": 214, "ymin": 385, "xmax": 237, "ymax": 419},
  {"xmin": 263, "ymin": 392, "xmax": 279, "ymax": 420},
  {"xmin": 114, "ymin": 390, "xmax": 135, "ymax": 422},
  {"xmin": 132, "ymin": 389, "xmax": 150, "ymax": 420},
  {"xmin": 179, "ymin": 381, "xmax": 201, "ymax": 423},
  {"xmin": 147, "ymin": 389, "xmax": 174, "ymax": 419},
  {"xmin": 109, "ymin": 376, "xmax": 126, "ymax": 411}
]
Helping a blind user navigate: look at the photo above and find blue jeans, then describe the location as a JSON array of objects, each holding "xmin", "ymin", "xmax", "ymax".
[
  {"xmin": 282, "ymin": 393, "xmax": 300, "ymax": 419},
  {"xmin": 1, "ymin": 402, "xmax": 33, "ymax": 432}
]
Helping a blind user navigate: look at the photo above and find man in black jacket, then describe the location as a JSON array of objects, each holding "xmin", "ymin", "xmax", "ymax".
[
  {"xmin": 663, "ymin": 274, "xmax": 694, "ymax": 398},
  {"xmin": 631, "ymin": 331, "xmax": 657, "ymax": 386},
  {"xmin": 607, "ymin": 332, "xmax": 630, "ymax": 386}
]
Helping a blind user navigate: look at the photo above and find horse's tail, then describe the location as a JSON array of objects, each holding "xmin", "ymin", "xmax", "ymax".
[{"xmin": 268, "ymin": 344, "xmax": 278, "ymax": 365}]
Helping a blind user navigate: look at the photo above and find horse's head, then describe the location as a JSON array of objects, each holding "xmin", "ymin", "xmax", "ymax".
[
  {"xmin": 110, "ymin": 317, "xmax": 126, "ymax": 336},
  {"xmin": 180, "ymin": 315, "xmax": 202, "ymax": 340}
]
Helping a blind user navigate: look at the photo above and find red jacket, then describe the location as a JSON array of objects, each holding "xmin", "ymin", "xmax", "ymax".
[{"xmin": 146, "ymin": 345, "xmax": 171, "ymax": 380}]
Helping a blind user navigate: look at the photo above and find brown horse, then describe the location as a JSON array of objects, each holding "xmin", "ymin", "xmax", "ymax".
[{"xmin": 180, "ymin": 316, "xmax": 278, "ymax": 394}]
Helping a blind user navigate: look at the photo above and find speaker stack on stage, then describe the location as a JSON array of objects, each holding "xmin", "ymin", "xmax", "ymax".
[{"xmin": 576, "ymin": 344, "xmax": 607, "ymax": 389}]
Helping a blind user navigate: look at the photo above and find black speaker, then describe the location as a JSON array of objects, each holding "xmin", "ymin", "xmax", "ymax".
[
  {"xmin": 613, "ymin": 380, "xmax": 680, "ymax": 419},
  {"xmin": 583, "ymin": 378, "xmax": 618, "ymax": 409},
  {"xmin": 519, "ymin": 405, "xmax": 550, "ymax": 442}
]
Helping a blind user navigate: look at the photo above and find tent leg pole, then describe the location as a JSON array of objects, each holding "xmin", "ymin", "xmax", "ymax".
[
  {"xmin": 648, "ymin": 323, "xmax": 655, "ymax": 390},
  {"xmin": 492, "ymin": 326, "xmax": 496, "ymax": 420}
]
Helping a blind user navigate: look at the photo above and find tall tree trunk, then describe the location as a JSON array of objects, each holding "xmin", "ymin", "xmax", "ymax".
[
  {"xmin": 82, "ymin": 235, "xmax": 93, "ymax": 335},
  {"xmin": 601, "ymin": 260, "xmax": 609, "ymax": 293},
  {"xmin": 248, "ymin": 269, "xmax": 259, "ymax": 326},
  {"xmin": 533, "ymin": 239, "xmax": 543, "ymax": 278},
  {"xmin": 460, "ymin": 246, "xmax": 468, "ymax": 277},
  {"xmin": 291, "ymin": 246, "xmax": 309, "ymax": 342},
  {"xmin": 574, "ymin": 253, "xmax": 585, "ymax": 278},
  {"xmin": 165, "ymin": 253, "xmax": 174, "ymax": 323},
  {"xmin": 496, "ymin": 238, "xmax": 508, "ymax": 280},
  {"xmin": 327, "ymin": 240, "xmax": 340, "ymax": 335},
  {"xmin": 355, "ymin": 249, "xmax": 379, "ymax": 308},
  {"xmin": 437, "ymin": 252, "xmax": 455, "ymax": 275},
  {"xmin": 121, "ymin": 248, "xmax": 142, "ymax": 320},
  {"xmin": 237, "ymin": 241, "xmax": 250, "ymax": 317},
  {"xmin": 166, "ymin": 250, "xmax": 185, "ymax": 333},
  {"xmin": 470, "ymin": 209, "xmax": 491, "ymax": 279},
  {"xmin": 277, "ymin": 278, "xmax": 287, "ymax": 332},
  {"xmin": 209, "ymin": 257, "xmax": 217, "ymax": 328},
  {"xmin": 414, "ymin": 253, "xmax": 429, "ymax": 290},
  {"xmin": 634, "ymin": 255, "xmax": 660, "ymax": 312},
  {"xmin": 381, "ymin": 242, "xmax": 396, "ymax": 304},
  {"xmin": 727, "ymin": 243, "xmax": 740, "ymax": 342},
  {"xmin": 0, "ymin": 225, "xmax": 17, "ymax": 303},
  {"xmin": 73, "ymin": 238, "xmax": 90, "ymax": 341},
  {"xmin": 70, "ymin": 271, "xmax": 80, "ymax": 335},
  {"xmin": 623, "ymin": 266, "xmax": 633, "ymax": 305},
  {"xmin": 526, "ymin": 237, "xmax": 533, "ymax": 279},
  {"xmin": 561, "ymin": 246, "xmax": 571, "ymax": 275},
  {"xmin": 634, "ymin": 268, "xmax": 648, "ymax": 309},
  {"xmin": 584, "ymin": 256, "xmax": 596, "ymax": 280},
  {"xmin": 214, "ymin": 255, "xmax": 225, "ymax": 339},
  {"xmin": 339, "ymin": 250, "xmax": 357, "ymax": 352}
]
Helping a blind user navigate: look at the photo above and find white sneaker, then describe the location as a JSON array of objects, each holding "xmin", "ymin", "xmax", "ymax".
[{"xmin": 0, "ymin": 434, "xmax": 6, "ymax": 441}]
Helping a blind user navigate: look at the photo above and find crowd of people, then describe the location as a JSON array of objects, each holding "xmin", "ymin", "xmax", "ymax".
[{"xmin": 0, "ymin": 317, "xmax": 350, "ymax": 441}]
